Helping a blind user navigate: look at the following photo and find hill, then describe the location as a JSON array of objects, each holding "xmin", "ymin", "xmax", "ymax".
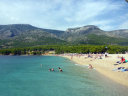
[
  {"xmin": 60, "ymin": 25, "xmax": 128, "ymax": 45},
  {"xmin": 0, "ymin": 24, "xmax": 128, "ymax": 48},
  {"xmin": 0, "ymin": 24, "xmax": 67, "ymax": 48}
]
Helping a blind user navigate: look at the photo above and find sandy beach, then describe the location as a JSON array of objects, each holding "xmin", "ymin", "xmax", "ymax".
[{"xmin": 61, "ymin": 54, "xmax": 128, "ymax": 87}]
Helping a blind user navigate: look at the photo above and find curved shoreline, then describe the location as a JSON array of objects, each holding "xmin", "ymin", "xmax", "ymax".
[{"xmin": 61, "ymin": 54, "xmax": 128, "ymax": 87}]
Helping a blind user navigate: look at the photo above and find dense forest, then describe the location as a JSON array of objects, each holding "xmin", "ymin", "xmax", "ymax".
[{"xmin": 0, "ymin": 45, "xmax": 128, "ymax": 55}]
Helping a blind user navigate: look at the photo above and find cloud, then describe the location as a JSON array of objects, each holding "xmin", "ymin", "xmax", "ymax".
[
  {"xmin": 118, "ymin": 14, "xmax": 128, "ymax": 29},
  {"xmin": 0, "ymin": 0, "xmax": 127, "ymax": 30},
  {"xmin": 119, "ymin": 21, "xmax": 128, "ymax": 29}
]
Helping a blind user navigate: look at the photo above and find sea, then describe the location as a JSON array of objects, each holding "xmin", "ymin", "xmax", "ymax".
[{"xmin": 0, "ymin": 56, "xmax": 127, "ymax": 96}]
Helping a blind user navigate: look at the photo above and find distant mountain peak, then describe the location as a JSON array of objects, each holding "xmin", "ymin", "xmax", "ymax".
[
  {"xmin": 10, "ymin": 24, "xmax": 36, "ymax": 28},
  {"xmin": 1, "ymin": 24, "xmax": 32, "ymax": 27},
  {"xmin": 83, "ymin": 25, "xmax": 99, "ymax": 28},
  {"xmin": 0, "ymin": 24, "xmax": 38, "ymax": 33},
  {"xmin": 66, "ymin": 25, "xmax": 101, "ymax": 34},
  {"xmin": 67, "ymin": 25, "xmax": 99, "ymax": 29}
]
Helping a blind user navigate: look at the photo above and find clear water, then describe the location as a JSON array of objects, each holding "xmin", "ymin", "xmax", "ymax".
[{"xmin": 0, "ymin": 56, "xmax": 127, "ymax": 96}]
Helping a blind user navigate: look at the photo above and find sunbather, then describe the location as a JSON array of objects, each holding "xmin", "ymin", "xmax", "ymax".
[{"xmin": 121, "ymin": 56, "xmax": 125, "ymax": 63}]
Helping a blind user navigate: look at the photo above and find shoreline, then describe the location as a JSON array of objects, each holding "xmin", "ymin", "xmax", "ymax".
[{"xmin": 61, "ymin": 54, "xmax": 128, "ymax": 87}]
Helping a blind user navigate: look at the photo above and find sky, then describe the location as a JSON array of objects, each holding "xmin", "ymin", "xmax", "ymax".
[{"xmin": 0, "ymin": 0, "xmax": 128, "ymax": 31}]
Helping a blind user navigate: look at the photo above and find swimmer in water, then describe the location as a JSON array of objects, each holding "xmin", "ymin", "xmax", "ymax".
[
  {"xmin": 58, "ymin": 67, "xmax": 63, "ymax": 72},
  {"xmin": 49, "ymin": 68, "xmax": 51, "ymax": 71},
  {"xmin": 88, "ymin": 64, "xmax": 93, "ymax": 69},
  {"xmin": 51, "ymin": 68, "xmax": 54, "ymax": 71}
]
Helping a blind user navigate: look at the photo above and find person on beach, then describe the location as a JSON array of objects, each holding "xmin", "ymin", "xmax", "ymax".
[
  {"xmin": 88, "ymin": 64, "xmax": 93, "ymax": 69},
  {"xmin": 99, "ymin": 56, "xmax": 102, "ymax": 59},
  {"xmin": 58, "ymin": 67, "xmax": 63, "ymax": 72},
  {"xmin": 71, "ymin": 55, "xmax": 73, "ymax": 59},
  {"xmin": 105, "ymin": 52, "xmax": 108, "ymax": 58},
  {"xmin": 120, "ymin": 56, "xmax": 125, "ymax": 63}
]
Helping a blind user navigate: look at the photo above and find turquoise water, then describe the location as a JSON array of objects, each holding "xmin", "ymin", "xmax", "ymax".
[{"xmin": 0, "ymin": 56, "xmax": 128, "ymax": 96}]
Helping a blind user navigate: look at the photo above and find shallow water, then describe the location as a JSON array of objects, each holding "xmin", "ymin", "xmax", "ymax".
[{"xmin": 0, "ymin": 56, "xmax": 127, "ymax": 96}]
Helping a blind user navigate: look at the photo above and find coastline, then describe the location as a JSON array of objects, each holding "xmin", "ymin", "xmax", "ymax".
[{"xmin": 61, "ymin": 54, "xmax": 128, "ymax": 87}]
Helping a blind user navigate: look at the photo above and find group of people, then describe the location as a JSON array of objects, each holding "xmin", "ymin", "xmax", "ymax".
[
  {"xmin": 49, "ymin": 67, "xmax": 63, "ymax": 72},
  {"xmin": 113, "ymin": 56, "xmax": 128, "ymax": 72},
  {"xmin": 116, "ymin": 56, "xmax": 128, "ymax": 64},
  {"xmin": 87, "ymin": 53, "xmax": 105, "ymax": 59}
]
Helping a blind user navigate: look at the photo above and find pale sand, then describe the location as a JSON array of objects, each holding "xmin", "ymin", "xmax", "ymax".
[{"xmin": 62, "ymin": 54, "xmax": 128, "ymax": 86}]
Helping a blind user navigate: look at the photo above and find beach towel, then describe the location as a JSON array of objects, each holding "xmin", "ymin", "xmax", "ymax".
[{"xmin": 125, "ymin": 59, "xmax": 128, "ymax": 63}]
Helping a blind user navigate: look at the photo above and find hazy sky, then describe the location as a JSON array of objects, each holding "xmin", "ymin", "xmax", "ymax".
[{"xmin": 0, "ymin": 0, "xmax": 127, "ymax": 30}]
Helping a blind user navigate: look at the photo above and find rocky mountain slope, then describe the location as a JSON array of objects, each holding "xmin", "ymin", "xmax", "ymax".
[{"xmin": 0, "ymin": 24, "xmax": 67, "ymax": 48}]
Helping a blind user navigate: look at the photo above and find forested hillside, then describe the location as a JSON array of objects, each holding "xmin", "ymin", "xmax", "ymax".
[{"xmin": 0, "ymin": 24, "xmax": 128, "ymax": 48}]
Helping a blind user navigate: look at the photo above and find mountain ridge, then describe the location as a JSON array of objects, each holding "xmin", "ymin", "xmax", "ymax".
[{"xmin": 0, "ymin": 24, "xmax": 128, "ymax": 48}]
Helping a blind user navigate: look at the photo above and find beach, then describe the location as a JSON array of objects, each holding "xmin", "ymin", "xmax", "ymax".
[{"xmin": 61, "ymin": 54, "xmax": 128, "ymax": 87}]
